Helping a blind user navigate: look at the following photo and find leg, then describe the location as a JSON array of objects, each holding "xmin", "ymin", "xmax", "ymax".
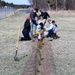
[
  {"xmin": 33, "ymin": 25, "xmax": 36, "ymax": 35},
  {"xmin": 46, "ymin": 30, "xmax": 53, "ymax": 37},
  {"xmin": 30, "ymin": 22, "xmax": 35, "ymax": 42},
  {"xmin": 43, "ymin": 19, "xmax": 46, "ymax": 26}
]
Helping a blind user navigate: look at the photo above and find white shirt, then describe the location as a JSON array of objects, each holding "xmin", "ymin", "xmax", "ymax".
[
  {"xmin": 47, "ymin": 23, "xmax": 53, "ymax": 30},
  {"xmin": 52, "ymin": 24, "xmax": 58, "ymax": 33}
]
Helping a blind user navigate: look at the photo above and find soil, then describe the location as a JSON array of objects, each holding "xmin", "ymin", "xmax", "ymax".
[{"xmin": 23, "ymin": 38, "xmax": 56, "ymax": 75}]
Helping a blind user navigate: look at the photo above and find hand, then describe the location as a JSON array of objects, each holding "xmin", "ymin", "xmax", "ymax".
[{"xmin": 46, "ymin": 30, "xmax": 48, "ymax": 32}]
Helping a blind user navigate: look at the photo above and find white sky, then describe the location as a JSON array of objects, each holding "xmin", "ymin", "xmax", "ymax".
[{"xmin": 4, "ymin": 0, "xmax": 32, "ymax": 5}]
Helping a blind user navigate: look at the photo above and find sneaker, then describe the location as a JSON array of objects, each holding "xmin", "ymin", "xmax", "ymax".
[
  {"xmin": 56, "ymin": 35, "xmax": 60, "ymax": 38},
  {"xmin": 48, "ymin": 37, "xmax": 53, "ymax": 41},
  {"xmin": 32, "ymin": 38, "xmax": 35, "ymax": 42},
  {"xmin": 38, "ymin": 39, "xmax": 41, "ymax": 41}
]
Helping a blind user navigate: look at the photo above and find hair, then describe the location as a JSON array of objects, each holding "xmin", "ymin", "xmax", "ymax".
[
  {"xmin": 34, "ymin": 8, "xmax": 38, "ymax": 12},
  {"xmin": 48, "ymin": 18, "xmax": 51, "ymax": 22},
  {"xmin": 39, "ymin": 22, "xmax": 44, "ymax": 29},
  {"xmin": 52, "ymin": 20, "xmax": 55, "ymax": 23}
]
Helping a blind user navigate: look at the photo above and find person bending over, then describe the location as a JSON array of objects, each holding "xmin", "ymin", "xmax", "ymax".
[
  {"xmin": 39, "ymin": 10, "xmax": 50, "ymax": 25},
  {"xmin": 30, "ymin": 8, "xmax": 39, "ymax": 41}
]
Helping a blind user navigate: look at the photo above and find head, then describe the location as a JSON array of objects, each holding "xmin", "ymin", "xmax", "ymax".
[
  {"xmin": 40, "ymin": 9, "xmax": 45, "ymax": 13},
  {"xmin": 52, "ymin": 20, "xmax": 55, "ymax": 25},
  {"xmin": 37, "ymin": 19, "xmax": 42, "ymax": 24},
  {"xmin": 39, "ymin": 22, "xmax": 44, "ymax": 29},
  {"xmin": 34, "ymin": 8, "xmax": 38, "ymax": 13},
  {"xmin": 27, "ymin": 17, "xmax": 31, "ymax": 21},
  {"xmin": 47, "ymin": 18, "xmax": 51, "ymax": 24}
]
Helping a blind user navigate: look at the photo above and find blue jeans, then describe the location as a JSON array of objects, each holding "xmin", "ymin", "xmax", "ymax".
[
  {"xmin": 30, "ymin": 22, "xmax": 36, "ymax": 41},
  {"xmin": 46, "ymin": 29, "xmax": 53, "ymax": 37}
]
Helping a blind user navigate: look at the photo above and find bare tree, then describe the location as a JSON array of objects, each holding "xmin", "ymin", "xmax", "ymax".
[
  {"xmin": 47, "ymin": 0, "xmax": 51, "ymax": 10},
  {"xmin": 32, "ymin": 0, "xmax": 48, "ymax": 9},
  {"xmin": 63, "ymin": 0, "xmax": 66, "ymax": 10},
  {"xmin": 55, "ymin": 0, "xmax": 58, "ymax": 11},
  {"xmin": 28, "ymin": 0, "xmax": 33, "ymax": 5},
  {"xmin": 72, "ymin": 0, "xmax": 75, "ymax": 10}
]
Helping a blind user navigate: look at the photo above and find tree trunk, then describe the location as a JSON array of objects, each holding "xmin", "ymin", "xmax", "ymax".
[
  {"xmin": 56, "ymin": 0, "xmax": 57, "ymax": 11},
  {"xmin": 72, "ymin": 0, "xmax": 75, "ymax": 10},
  {"xmin": 64, "ymin": 0, "xmax": 66, "ymax": 10},
  {"xmin": 32, "ymin": 0, "xmax": 48, "ymax": 9}
]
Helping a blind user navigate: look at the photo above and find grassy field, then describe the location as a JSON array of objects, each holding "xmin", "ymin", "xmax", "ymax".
[
  {"xmin": 0, "ymin": 10, "xmax": 75, "ymax": 75},
  {"xmin": 49, "ymin": 11, "xmax": 75, "ymax": 75},
  {"xmin": 0, "ymin": 13, "xmax": 33, "ymax": 75}
]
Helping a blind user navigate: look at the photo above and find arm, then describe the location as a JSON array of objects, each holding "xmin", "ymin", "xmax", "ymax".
[
  {"xmin": 30, "ymin": 12, "xmax": 38, "ymax": 25},
  {"xmin": 46, "ymin": 12, "xmax": 50, "ymax": 18},
  {"xmin": 47, "ymin": 23, "xmax": 53, "ymax": 30}
]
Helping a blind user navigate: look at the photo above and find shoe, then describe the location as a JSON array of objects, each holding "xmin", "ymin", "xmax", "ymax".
[
  {"xmin": 48, "ymin": 37, "xmax": 53, "ymax": 41},
  {"xmin": 53, "ymin": 36, "xmax": 59, "ymax": 39},
  {"xmin": 32, "ymin": 38, "xmax": 35, "ymax": 42},
  {"xmin": 56, "ymin": 35, "xmax": 60, "ymax": 38},
  {"xmin": 38, "ymin": 39, "xmax": 41, "ymax": 41}
]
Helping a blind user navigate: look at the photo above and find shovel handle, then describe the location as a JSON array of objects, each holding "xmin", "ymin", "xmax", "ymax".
[{"xmin": 16, "ymin": 26, "xmax": 21, "ymax": 50}]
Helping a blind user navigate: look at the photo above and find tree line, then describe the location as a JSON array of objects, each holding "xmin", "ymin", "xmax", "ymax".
[
  {"xmin": 0, "ymin": 0, "xmax": 14, "ymax": 7},
  {"xmin": 0, "ymin": 0, "xmax": 29, "ymax": 8},
  {"xmin": 31, "ymin": 0, "xmax": 75, "ymax": 10}
]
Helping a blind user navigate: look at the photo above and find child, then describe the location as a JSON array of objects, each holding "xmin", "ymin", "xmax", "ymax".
[
  {"xmin": 46, "ymin": 20, "xmax": 60, "ymax": 39},
  {"xmin": 52, "ymin": 20, "xmax": 60, "ymax": 39},
  {"xmin": 36, "ymin": 22, "xmax": 44, "ymax": 41}
]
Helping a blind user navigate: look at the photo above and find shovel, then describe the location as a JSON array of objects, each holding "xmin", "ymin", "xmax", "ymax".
[{"xmin": 14, "ymin": 26, "xmax": 21, "ymax": 61}]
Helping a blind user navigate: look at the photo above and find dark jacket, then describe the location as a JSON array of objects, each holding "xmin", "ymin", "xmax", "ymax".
[
  {"xmin": 22, "ymin": 19, "xmax": 31, "ymax": 39},
  {"xmin": 23, "ymin": 19, "xmax": 31, "ymax": 32},
  {"xmin": 30, "ymin": 10, "xmax": 38, "ymax": 25},
  {"xmin": 39, "ymin": 12, "xmax": 50, "ymax": 19}
]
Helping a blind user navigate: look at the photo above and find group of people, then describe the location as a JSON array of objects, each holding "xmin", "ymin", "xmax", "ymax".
[{"xmin": 20, "ymin": 8, "xmax": 60, "ymax": 41}]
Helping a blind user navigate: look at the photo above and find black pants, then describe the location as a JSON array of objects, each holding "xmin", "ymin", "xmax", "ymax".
[
  {"xmin": 46, "ymin": 29, "xmax": 53, "ymax": 37},
  {"xmin": 21, "ymin": 30, "xmax": 31, "ymax": 41}
]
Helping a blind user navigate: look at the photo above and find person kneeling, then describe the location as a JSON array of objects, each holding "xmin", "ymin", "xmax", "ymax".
[
  {"xmin": 46, "ymin": 20, "xmax": 60, "ymax": 39},
  {"xmin": 20, "ymin": 17, "xmax": 31, "ymax": 41}
]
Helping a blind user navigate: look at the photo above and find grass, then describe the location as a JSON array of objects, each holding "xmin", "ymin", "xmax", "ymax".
[
  {"xmin": 0, "ymin": 10, "xmax": 75, "ymax": 75},
  {"xmin": 37, "ymin": 41, "xmax": 44, "ymax": 63},
  {"xmin": 35, "ymin": 41, "xmax": 44, "ymax": 74},
  {"xmin": 0, "ymin": 13, "xmax": 33, "ymax": 75},
  {"xmin": 48, "ymin": 11, "xmax": 75, "ymax": 75}
]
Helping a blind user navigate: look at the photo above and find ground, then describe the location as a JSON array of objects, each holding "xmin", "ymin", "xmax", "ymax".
[{"xmin": 0, "ymin": 10, "xmax": 75, "ymax": 75}]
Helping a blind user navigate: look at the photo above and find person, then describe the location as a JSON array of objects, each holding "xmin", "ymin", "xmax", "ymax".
[
  {"xmin": 20, "ymin": 17, "xmax": 31, "ymax": 41},
  {"xmin": 39, "ymin": 10, "xmax": 50, "ymax": 25},
  {"xmin": 46, "ymin": 20, "xmax": 60, "ymax": 39},
  {"xmin": 30, "ymin": 8, "xmax": 39, "ymax": 41},
  {"xmin": 51, "ymin": 20, "xmax": 60, "ymax": 39},
  {"xmin": 36, "ymin": 22, "xmax": 44, "ymax": 41}
]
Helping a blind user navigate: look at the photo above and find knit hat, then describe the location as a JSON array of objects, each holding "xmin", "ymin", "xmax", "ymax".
[{"xmin": 27, "ymin": 17, "xmax": 31, "ymax": 21}]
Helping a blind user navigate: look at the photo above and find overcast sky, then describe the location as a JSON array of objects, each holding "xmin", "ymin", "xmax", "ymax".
[{"xmin": 4, "ymin": 0, "xmax": 32, "ymax": 5}]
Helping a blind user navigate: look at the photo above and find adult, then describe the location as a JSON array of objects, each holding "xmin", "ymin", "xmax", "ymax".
[
  {"xmin": 20, "ymin": 17, "xmax": 31, "ymax": 41},
  {"xmin": 39, "ymin": 10, "xmax": 50, "ymax": 25},
  {"xmin": 30, "ymin": 8, "xmax": 38, "ymax": 41}
]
